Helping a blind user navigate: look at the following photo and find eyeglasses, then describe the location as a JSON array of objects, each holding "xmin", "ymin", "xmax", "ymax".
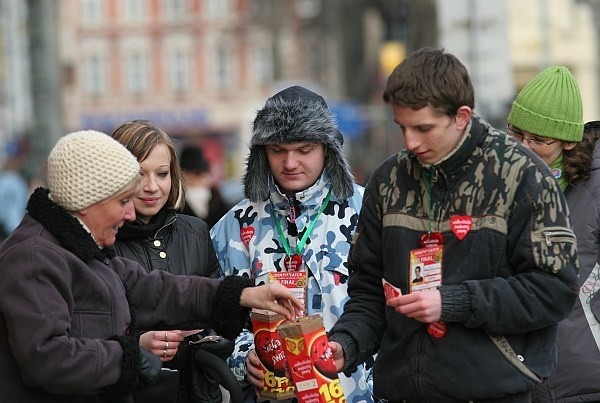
[{"xmin": 506, "ymin": 125, "xmax": 558, "ymax": 146}]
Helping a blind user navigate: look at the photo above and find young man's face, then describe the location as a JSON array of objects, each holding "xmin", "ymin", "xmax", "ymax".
[
  {"xmin": 265, "ymin": 142, "xmax": 326, "ymax": 196},
  {"xmin": 392, "ymin": 104, "xmax": 471, "ymax": 165}
]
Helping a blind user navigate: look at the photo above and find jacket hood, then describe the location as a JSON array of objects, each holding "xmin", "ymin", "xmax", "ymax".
[{"xmin": 243, "ymin": 85, "xmax": 354, "ymax": 202}]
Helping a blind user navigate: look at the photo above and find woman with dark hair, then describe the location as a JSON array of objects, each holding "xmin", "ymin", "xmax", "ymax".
[{"xmin": 506, "ymin": 66, "xmax": 600, "ymax": 402}]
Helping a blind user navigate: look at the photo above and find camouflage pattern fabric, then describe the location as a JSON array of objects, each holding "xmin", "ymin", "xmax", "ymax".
[
  {"xmin": 211, "ymin": 173, "xmax": 374, "ymax": 402},
  {"xmin": 329, "ymin": 116, "xmax": 579, "ymax": 402}
]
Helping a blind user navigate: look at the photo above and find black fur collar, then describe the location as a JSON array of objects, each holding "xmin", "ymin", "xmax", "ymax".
[{"xmin": 27, "ymin": 187, "xmax": 114, "ymax": 263}]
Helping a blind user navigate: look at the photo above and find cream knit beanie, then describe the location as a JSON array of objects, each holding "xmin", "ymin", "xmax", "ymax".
[{"xmin": 47, "ymin": 130, "xmax": 140, "ymax": 211}]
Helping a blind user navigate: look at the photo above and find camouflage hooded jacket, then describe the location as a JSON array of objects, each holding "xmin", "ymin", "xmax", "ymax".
[
  {"xmin": 328, "ymin": 116, "xmax": 579, "ymax": 402},
  {"xmin": 211, "ymin": 172, "xmax": 374, "ymax": 402}
]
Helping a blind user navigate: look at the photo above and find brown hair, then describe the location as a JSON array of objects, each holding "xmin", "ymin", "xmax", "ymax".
[
  {"xmin": 383, "ymin": 47, "xmax": 475, "ymax": 117},
  {"xmin": 111, "ymin": 120, "xmax": 185, "ymax": 210},
  {"xmin": 563, "ymin": 121, "xmax": 600, "ymax": 184}
]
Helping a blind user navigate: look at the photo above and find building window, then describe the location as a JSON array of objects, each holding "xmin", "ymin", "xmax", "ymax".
[
  {"xmin": 164, "ymin": 0, "xmax": 187, "ymax": 19},
  {"xmin": 168, "ymin": 50, "xmax": 190, "ymax": 92},
  {"xmin": 85, "ymin": 55, "xmax": 107, "ymax": 96},
  {"xmin": 205, "ymin": 0, "xmax": 232, "ymax": 18},
  {"xmin": 122, "ymin": 0, "xmax": 146, "ymax": 22},
  {"xmin": 126, "ymin": 53, "xmax": 149, "ymax": 94},
  {"xmin": 81, "ymin": 0, "xmax": 105, "ymax": 24},
  {"xmin": 252, "ymin": 44, "xmax": 273, "ymax": 85},
  {"xmin": 212, "ymin": 45, "xmax": 232, "ymax": 89}
]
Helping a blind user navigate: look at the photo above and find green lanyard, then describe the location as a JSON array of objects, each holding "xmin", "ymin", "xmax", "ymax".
[
  {"xmin": 424, "ymin": 166, "xmax": 437, "ymax": 233},
  {"xmin": 271, "ymin": 189, "xmax": 332, "ymax": 257}
]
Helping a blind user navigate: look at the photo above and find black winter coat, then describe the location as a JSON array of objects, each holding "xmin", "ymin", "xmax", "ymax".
[
  {"xmin": 0, "ymin": 188, "xmax": 251, "ymax": 403},
  {"xmin": 113, "ymin": 207, "xmax": 220, "ymax": 278},
  {"xmin": 533, "ymin": 140, "xmax": 600, "ymax": 402}
]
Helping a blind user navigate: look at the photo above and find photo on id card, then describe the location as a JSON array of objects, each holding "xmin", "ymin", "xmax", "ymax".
[{"xmin": 409, "ymin": 245, "xmax": 443, "ymax": 293}]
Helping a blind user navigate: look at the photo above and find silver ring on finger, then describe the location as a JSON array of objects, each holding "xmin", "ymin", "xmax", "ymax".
[{"xmin": 165, "ymin": 341, "xmax": 169, "ymax": 349}]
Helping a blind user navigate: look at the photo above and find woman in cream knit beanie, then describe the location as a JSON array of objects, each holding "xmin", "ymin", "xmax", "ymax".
[
  {"xmin": 47, "ymin": 130, "xmax": 141, "ymax": 211},
  {"xmin": 0, "ymin": 129, "xmax": 303, "ymax": 402}
]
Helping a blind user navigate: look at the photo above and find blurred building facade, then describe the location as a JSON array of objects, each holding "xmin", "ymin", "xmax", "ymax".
[
  {"xmin": 507, "ymin": 0, "xmax": 597, "ymax": 120},
  {"xmin": 58, "ymin": 0, "xmax": 411, "ymax": 182},
  {"xmin": 0, "ymin": 0, "xmax": 598, "ymax": 183},
  {"xmin": 0, "ymin": 0, "xmax": 31, "ymax": 167}
]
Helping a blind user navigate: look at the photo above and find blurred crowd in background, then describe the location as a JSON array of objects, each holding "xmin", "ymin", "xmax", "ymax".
[{"xmin": 1, "ymin": 0, "xmax": 600, "ymax": 233}]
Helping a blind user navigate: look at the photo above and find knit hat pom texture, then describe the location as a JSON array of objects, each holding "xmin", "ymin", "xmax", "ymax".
[
  {"xmin": 47, "ymin": 130, "xmax": 140, "ymax": 211},
  {"xmin": 507, "ymin": 65, "xmax": 583, "ymax": 142}
]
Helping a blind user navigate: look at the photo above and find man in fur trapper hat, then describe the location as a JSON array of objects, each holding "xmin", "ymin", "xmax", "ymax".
[{"xmin": 211, "ymin": 86, "xmax": 375, "ymax": 403}]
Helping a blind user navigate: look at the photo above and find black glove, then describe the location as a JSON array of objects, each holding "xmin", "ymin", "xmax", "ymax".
[{"xmin": 139, "ymin": 348, "xmax": 162, "ymax": 388}]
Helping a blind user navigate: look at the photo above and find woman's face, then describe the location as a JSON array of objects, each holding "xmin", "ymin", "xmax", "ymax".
[
  {"xmin": 77, "ymin": 188, "xmax": 137, "ymax": 247},
  {"xmin": 134, "ymin": 143, "xmax": 172, "ymax": 223},
  {"xmin": 507, "ymin": 125, "xmax": 576, "ymax": 165}
]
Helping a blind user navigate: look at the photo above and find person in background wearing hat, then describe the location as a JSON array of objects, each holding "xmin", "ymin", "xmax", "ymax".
[
  {"xmin": 179, "ymin": 143, "xmax": 229, "ymax": 229},
  {"xmin": 326, "ymin": 47, "xmax": 578, "ymax": 402},
  {"xmin": 111, "ymin": 120, "xmax": 236, "ymax": 403},
  {"xmin": 0, "ymin": 130, "xmax": 303, "ymax": 403},
  {"xmin": 507, "ymin": 66, "xmax": 600, "ymax": 402},
  {"xmin": 210, "ymin": 86, "xmax": 374, "ymax": 402}
]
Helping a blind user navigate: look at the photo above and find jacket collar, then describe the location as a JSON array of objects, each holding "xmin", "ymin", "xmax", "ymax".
[
  {"xmin": 116, "ymin": 206, "xmax": 175, "ymax": 240},
  {"xmin": 27, "ymin": 187, "xmax": 114, "ymax": 263},
  {"xmin": 413, "ymin": 115, "xmax": 490, "ymax": 186},
  {"xmin": 269, "ymin": 172, "xmax": 332, "ymax": 211}
]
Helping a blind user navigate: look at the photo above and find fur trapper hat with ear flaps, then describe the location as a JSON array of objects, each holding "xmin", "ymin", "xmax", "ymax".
[{"xmin": 244, "ymin": 86, "xmax": 354, "ymax": 202}]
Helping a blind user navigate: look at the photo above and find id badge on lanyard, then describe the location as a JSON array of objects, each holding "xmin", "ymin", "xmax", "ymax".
[{"xmin": 410, "ymin": 232, "xmax": 446, "ymax": 338}]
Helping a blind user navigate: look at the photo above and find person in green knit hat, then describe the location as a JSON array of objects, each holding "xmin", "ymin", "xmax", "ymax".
[
  {"xmin": 507, "ymin": 65, "xmax": 584, "ymax": 190},
  {"xmin": 508, "ymin": 66, "xmax": 600, "ymax": 403}
]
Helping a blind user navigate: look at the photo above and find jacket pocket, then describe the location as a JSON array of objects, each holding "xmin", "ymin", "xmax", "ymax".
[{"xmin": 531, "ymin": 226, "xmax": 577, "ymax": 273}]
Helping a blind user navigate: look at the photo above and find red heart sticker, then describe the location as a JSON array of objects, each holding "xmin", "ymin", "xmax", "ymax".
[
  {"xmin": 254, "ymin": 330, "xmax": 288, "ymax": 376},
  {"xmin": 310, "ymin": 334, "xmax": 337, "ymax": 379},
  {"xmin": 450, "ymin": 216, "xmax": 472, "ymax": 240},
  {"xmin": 240, "ymin": 226, "xmax": 255, "ymax": 248},
  {"xmin": 284, "ymin": 254, "xmax": 303, "ymax": 271},
  {"xmin": 420, "ymin": 232, "xmax": 444, "ymax": 247}
]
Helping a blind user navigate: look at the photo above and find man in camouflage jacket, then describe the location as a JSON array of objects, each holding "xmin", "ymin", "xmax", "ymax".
[{"xmin": 328, "ymin": 48, "xmax": 579, "ymax": 402}]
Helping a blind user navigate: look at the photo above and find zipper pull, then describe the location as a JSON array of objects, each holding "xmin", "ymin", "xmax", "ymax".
[{"xmin": 543, "ymin": 231, "xmax": 553, "ymax": 246}]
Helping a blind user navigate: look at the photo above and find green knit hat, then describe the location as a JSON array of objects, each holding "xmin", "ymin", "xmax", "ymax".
[{"xmin": 507, "ymin": 66, "xmax": 583, "ymax": 142}]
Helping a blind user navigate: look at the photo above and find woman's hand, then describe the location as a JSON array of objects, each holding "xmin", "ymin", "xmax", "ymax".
[
  {"xmin": 240, "ymin": 281, "xmax": 304, "ymax": 320},
  {"xmin": 139, "ymin": 330, "xmax": 184, "ymax": 362}
]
